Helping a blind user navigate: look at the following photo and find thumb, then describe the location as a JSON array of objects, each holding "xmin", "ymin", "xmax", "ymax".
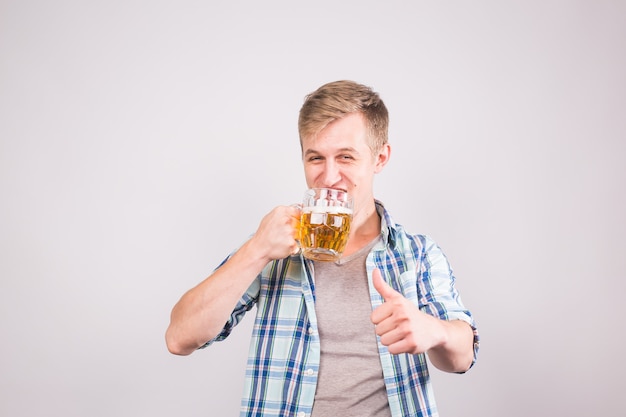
[{"xmin": 372, "ymin": 268, "xmax": 399, "ymax": 301}]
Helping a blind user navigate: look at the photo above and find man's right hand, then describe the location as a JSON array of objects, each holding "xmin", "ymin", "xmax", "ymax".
[{"xmin": 249, "ymin": 205, "xmax": 301, "ymax": 262}]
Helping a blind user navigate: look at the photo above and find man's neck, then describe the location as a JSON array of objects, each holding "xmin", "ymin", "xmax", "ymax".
[{"xmin": 343, "ymin": 201, "xmax": 380, "ymax": 257}]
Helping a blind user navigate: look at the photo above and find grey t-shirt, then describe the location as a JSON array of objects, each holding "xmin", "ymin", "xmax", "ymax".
[{"xmin": 310, "ymin": 237, "xmax": 392, "ymax": 417}]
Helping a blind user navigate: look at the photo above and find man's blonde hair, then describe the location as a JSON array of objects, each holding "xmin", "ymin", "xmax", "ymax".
[{"xmin": 298, "ymin": 80, "xmax": 389, "ymax": 153}]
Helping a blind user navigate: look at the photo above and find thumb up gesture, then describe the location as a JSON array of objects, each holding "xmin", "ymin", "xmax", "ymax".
[{"xmin": 370, "ymin": 268, "xmax": 444, "ymax": 355}]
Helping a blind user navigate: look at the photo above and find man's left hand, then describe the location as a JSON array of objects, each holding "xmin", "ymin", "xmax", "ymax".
[{"xmin": 370, "ymin": 268, "xmax": 445, "ymax": 355}]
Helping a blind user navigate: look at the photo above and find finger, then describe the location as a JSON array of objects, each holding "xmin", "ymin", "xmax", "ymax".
[
  {"xmin": 370, "ymin": 302, "xmax": 393, "ymax": 325},
  {"xmin": 378, "ymin": 326, "xmax": 405, "ymax": 347},
  {"xmin": 289, "ymin": 204, "xmax": 302, "ymax": 220},
  {"xmin": 288, "ymin": 205, "xmax": 302, "ymax": 237},
  {"xmin": 384, "ymin": 339, "xmax": 415, "ymax": 355},
  {"xmin": 372, "ymin": 313, "xmax": 396, "ymax": 334},
  {"xmin": 372, "ymin": 268, "xmax": 400, "ymax": 301}
]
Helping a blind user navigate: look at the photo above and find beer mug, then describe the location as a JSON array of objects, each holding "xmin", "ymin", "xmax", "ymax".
[{"xmin": 298, "ymin": 188, "xmax": 353, "ymax": 262}]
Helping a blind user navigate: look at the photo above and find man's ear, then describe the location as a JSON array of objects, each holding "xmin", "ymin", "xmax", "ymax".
[{"xmin": 374, "ymin": 143, "xmax": 391, "ymax": 173}]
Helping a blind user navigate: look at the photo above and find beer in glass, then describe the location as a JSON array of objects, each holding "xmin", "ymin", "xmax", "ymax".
[{"xmin": 299, "ymin": 188, "xmax": 353, "ymax": 262}]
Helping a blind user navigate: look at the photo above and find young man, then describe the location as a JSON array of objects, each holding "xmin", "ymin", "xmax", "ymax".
[{"xmin": 166, "ymin": 80, "xmax": 479, "ymax": 417}]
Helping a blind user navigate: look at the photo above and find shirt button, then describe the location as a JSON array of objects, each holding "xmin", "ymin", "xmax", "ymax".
[
  {"xmin": 305, "ymin": 369, "xmax": 314, "ymax": 376},
  {"xmin": 307, "ymin": 327, "xmax": 315, "ymax": 335},
  {"xmin": 297, "ymin": 412, "xmax": 306, "ymax": 417}
]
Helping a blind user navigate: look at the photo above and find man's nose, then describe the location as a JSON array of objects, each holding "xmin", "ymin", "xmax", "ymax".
[{"xmin": 321, "ymin": 161, "xmax": 341, "ymax": 186}]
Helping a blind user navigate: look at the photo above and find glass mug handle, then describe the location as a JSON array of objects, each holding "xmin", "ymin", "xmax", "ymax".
[{"xmin": 290, "ymin": 204, "xmax": 303, "ymax": 255}]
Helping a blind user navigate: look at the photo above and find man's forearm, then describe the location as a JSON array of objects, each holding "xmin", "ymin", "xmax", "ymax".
[
  {"xmin": 165, "ymin": 238, "xmax": 269, "ymax": 355},
  {"xmin": 427, "ymin": 319, "xmax": 475, "ymax": 373}
]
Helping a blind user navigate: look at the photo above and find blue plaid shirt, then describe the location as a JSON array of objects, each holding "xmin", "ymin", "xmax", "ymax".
[{"xmin": 204, "ymin": 201, "xmax": 479, "ymax": 417}]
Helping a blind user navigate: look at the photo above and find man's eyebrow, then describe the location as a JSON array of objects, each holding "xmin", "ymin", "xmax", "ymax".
[
  {"xmin": 337, "ymin": 147, "xmax": 359, "ymax": 154},
  {"xmin": 303, "ymin": 147, "xmax": 359, "ymax": 156}
]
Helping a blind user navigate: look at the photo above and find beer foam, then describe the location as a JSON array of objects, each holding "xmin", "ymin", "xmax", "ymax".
[{"xmin": 302, "ymin": 205, "xmax": 352, "ymax": 215}]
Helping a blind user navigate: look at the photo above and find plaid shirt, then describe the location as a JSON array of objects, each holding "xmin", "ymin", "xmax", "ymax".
[{"xmin": 204, "ymin": 201, "xmax": 479, "ymax": 417}]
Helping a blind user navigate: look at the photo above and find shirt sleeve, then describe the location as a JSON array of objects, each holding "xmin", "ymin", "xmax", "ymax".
[
  {"xmin": 198, "ymin": 276, "xmax": 259, "ymax": 348},
  {"xmin": 197, "ymin": 248, "xmax": 262, "ymax": 348},
  {"xmin": 417, "ymin": 235, "xmax": 480, "ymax": 369}
]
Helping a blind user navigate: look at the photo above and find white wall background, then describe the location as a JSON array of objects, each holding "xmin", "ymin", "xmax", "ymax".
[{"xmin": 1, "ymin": 1, "xmax": 624, "ymax": 416}]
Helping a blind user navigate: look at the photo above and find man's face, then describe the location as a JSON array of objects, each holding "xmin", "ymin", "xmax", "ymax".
[{"xmin": 301, "ymin": 112, "xmax": 389, "ymax": 215}]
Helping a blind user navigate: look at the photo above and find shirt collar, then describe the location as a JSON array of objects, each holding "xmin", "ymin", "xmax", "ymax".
[{"xmin": 374, "ymin": 200, "xmax": 399, "ymax": 249}]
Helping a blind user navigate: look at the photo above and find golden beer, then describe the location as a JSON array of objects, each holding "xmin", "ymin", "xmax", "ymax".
[{"xmin": 299, "ymin": 206, "xmax": 352, "ymax": 262}]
